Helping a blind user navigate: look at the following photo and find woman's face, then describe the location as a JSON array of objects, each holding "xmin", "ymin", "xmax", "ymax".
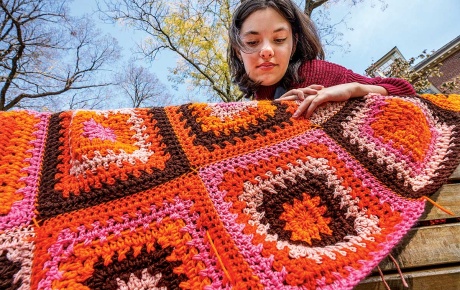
[{"xmin": 238, "ymin": 7, "xmax": 294, "ymax": 86}]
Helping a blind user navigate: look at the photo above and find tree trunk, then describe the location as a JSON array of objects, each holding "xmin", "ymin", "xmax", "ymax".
[{"xmin": 304, "ymin": 0, "xmax": 329, "ymax": 16}]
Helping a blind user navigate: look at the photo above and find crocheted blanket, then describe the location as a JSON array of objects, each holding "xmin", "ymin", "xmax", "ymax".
[{"xmin": 1, "ymin": 94, "xmax": 460, "ymax": 290}]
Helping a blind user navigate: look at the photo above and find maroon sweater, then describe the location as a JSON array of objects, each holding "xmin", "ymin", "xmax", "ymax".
[{"xmin": 255, "ymin": 60, "xmax": 416, "ymax": 100}]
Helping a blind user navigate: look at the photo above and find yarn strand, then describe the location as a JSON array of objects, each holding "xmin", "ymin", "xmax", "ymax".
[
  {"xmin": 206, "ymin": 230, "xmax": 233, "ymax": 285},
  {"xmin": 388, "ymin": 254, "xmax": 409, "ymax": 288},
  {"xmin": 421, "ymin": 196, "xmax": 455, "ymax": 216},
  {"xmin": 377, "ymin": 266, "xmax": 391, "ymax": 290}
]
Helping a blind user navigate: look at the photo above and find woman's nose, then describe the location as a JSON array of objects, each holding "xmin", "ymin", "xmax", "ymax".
[{"xmin": 260, "ymin": 44, "xmax": 274, "ymax": 59}]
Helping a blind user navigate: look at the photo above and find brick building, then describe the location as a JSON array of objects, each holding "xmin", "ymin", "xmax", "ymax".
[{"xmin": 366, "ymin": 35, "xmax": 460, "ymax": 94}]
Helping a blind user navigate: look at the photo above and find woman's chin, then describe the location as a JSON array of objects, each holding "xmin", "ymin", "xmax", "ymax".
[{"xmin": 258, "ymin": 79, "xmax": 279, "ymax": 86}]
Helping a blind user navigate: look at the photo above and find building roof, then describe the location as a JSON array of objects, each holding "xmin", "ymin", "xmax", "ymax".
[
  {"xmin": 413, "ymin": 35, "xmax": 460, "ymax": 72},
  {"xmin": 365, "ymin": 47, "xmax": 405, "ymax": 76}
]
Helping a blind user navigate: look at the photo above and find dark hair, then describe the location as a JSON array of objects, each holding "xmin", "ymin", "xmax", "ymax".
[{"xmin": 229, "ymin": 0, "xmax": 325, "ymax": 97}]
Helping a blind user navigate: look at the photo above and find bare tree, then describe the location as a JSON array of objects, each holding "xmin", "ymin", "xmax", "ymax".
[
  {"xmin": 0, "ymin": 0, "xmax": 120, "ymax": 111},
  {"xmin": 115, "ymin": 60, "xmax": 173, "ymax": 107},
  {"xmin": 40, "ymin": 88, "xmax": 112, "ymax": 111},
  {"xmin": 302, "ymin": 0, "xmax": 386, "ymax": 16},
  {"xmin": 298, "ymin": 0, "xmax": 387, "ymax": 54},
  {"xmin": 99, "ymin": 0, "xmax": 239, "ymax": 102},
  {"xmin": 13, "ymin": 91, "xmax": 109, "ymax": 111}
]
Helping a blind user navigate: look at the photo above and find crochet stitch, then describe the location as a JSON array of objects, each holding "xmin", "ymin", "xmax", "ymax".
[{"xmin": 1, "ymin": 94, "xmax": 460, "ymax": 290}]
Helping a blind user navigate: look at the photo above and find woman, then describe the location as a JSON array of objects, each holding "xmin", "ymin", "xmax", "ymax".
[{"xmin": 228, "ymin": 0, "xmax": 415, "ymax": 118}]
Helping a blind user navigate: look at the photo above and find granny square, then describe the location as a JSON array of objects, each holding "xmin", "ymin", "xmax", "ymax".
[{"xmin": 0, "ymin": 94, "xmax": 459, "ymax": 289}]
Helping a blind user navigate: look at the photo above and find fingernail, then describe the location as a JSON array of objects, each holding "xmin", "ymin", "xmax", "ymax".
[{"xmin": 293, "ymin": 111, "xmax": 299, "ymax": 118}]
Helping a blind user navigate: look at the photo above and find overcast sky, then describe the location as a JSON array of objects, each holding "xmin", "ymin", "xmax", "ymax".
[{"xmin": 72, "ymin": 0, "xmax": 460, "ymax": 102}]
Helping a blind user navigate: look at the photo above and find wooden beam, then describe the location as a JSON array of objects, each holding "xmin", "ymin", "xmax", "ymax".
[
  {"xmin": 356, "ymin": 265, "xmax": 460, "ymax": 290},
  {"xmin": 450, "ymin": 164, "xmax": 460, "ymax": 181},
  {"xmin": 356, "ymin": 165, "xmax": 460, "ymax": 290},
  {"xmin": 420, "ymin": 184, "xmax": 460, "ymax": 221},
  {"xmin": 378, "ymin": 223, "xmax": 460, "ymax": 271}
]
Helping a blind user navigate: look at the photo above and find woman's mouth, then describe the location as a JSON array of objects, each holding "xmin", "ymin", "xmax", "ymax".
[{"xmin": 257, "ymin": 62, "xmax": 276, "ymax": 70}]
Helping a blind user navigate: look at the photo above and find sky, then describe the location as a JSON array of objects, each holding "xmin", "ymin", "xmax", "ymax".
[
  {"xmin": 71, "ymin": 0, "xmax": 460, "ymax": 103},
  {"xmin": 326, "ymin": 0, "xmax": 460, "ymax": 74}
]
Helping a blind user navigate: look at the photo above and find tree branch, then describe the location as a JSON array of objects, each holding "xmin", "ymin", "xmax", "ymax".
[{"xmin": 305, "ymin": 0, "xmax": 329, "ymax": 16}]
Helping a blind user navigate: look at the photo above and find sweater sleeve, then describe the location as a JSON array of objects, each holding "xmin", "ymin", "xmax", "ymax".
[
  {"xmin": 345, "ymin": 66, "xmax": 416, "ymax": 96},
  {"xmin": 296, "ymin": 60, "xmax": 416, "ymax": 96}
]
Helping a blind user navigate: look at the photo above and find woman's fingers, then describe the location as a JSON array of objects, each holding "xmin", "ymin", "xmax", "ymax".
[
  {"xmin": 276, "ymin": 95, "xmax": 298, "ymax": 101},
  {"xmin": 276, "ymin": 89, "xmax": 306, "ymax": 101},
  {"xmin": 292, "ymin": 94, "xmax": 318, "ymax": 117},
  {"xmin": 274, "ymin": 85, "xmax": 334, "ymax": 118},
  {"xmin": 289, "ymin": 84, "xmax": 358, "ymax": 119},
  {"xmin": 275, "ymin": 86, "xmax": 324, "ymax": 103},
  {"xmin": 307, "ymin": 84, "xmax": 324, "ymax": 90},
  {"xmin": 296, "ymin": 86, "xmax": 322, "ymax": 96},
  {"xmin": 300, "ymin": 88, "xmax": 319, "ymax": 96},
  {"xmin": 293, "ymin": 94, "xmax": 332, "ymax": 118},
  {"xmin": 304, "ymin": 95, "xmax": 328, "ymax": 118}
]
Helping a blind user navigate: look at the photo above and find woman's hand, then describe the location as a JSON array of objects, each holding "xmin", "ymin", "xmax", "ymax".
[
  {"xmin": 277, "ymin": 83, "xmax": 388, "ymax": 118},
  {"xmin": 277, "ymin": 85, "xmax": 324, "ymax": 101}
]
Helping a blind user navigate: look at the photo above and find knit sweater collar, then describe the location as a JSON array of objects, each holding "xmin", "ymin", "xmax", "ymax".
[{"xmin": 254, "ymin": 83, "xmax": 279, "ymax": 100}]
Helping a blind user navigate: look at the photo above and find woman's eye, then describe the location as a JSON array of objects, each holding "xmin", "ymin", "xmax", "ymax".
[
  {"xmin": 246, "ymin": 41, "xmax": 258, "ymax": 47},
  {"xmin": 275, "ymin": 38, "xmax": 287, "ymax": 43}
]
